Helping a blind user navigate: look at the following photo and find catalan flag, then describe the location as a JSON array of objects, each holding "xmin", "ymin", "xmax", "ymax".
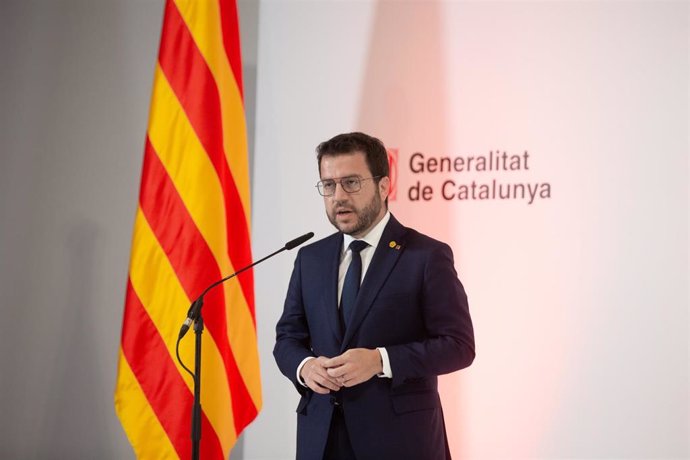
[{"xmin": 114, "ymin": 1, "xmax": 260, "ymax": 458}]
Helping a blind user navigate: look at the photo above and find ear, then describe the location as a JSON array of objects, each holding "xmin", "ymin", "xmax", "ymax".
[{"xmin": 378, "ymin": 176, "xmax": 390, "ymax": 201}]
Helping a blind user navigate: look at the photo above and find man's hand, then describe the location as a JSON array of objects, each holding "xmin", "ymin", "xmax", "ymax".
[
  {"xmin": 300, "ymin": 356, "xmax": 342, "ymax": 394},
  {"xmin": 324, "ymin": 348, "xmax": 383, "ymax": 388}
]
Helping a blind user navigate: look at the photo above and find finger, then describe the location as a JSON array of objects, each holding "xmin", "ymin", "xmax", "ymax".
[
  {"xmin": 313, "ymin": 365, "xmax": 342, "ymax": 385},
  {"xmin": 306, "ymin": 371, "xmax": 338, "ymax": 392},
  {"xmin": 313, "ymin": 356, "xmax": 328, "ymax": 366},
  {"xmin": 311, "ymin": 371, "xmax": 342, "ymax": 391},
  {"xmin": 307, "ymin": 380, "xmax": 330, "ymax": 394},
  {"xmin": 342, "ymin": 374, "xmax": 364, "ymax": 388},
  {"xmin": 323, "ymin": 355, "xmax": 346, "ymax": 368},
  {"xmin": 326, "ymin": 365, "xmax": 349, "ymax": 378},
  {"xmin": 317, "ymin": 378, "xmax": 341, "ymax": 392}
]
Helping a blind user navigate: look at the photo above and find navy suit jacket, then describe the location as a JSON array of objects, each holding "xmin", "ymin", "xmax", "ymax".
[{"xmin": 274, "ymin": 215, "xmax": 475, "ymax": 460}]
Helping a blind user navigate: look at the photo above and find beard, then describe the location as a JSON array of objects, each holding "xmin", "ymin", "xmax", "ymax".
[{"xmin": 327, "ymin": 192, "xmax": 383, "ymax": 237}]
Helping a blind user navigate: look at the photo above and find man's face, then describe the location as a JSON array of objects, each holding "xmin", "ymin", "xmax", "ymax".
[{"xmin": 319, "ymin": 151, "xmax": 389, "ymax": 238}]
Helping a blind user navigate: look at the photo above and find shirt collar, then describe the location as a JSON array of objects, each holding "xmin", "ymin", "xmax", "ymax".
[{"xmin": 342, "ymin": 211, "xmax": 391, "ymax": 254}]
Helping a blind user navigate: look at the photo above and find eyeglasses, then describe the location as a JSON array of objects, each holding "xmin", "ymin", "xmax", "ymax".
[{"xmin": 315, "ymin": 176, "xmax": 380, "ymax": 197}]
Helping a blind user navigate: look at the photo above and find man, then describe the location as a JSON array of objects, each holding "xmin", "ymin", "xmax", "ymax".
[{"xmin": 274, "ymin": 132, "xmax": 475, "ymax": 460}]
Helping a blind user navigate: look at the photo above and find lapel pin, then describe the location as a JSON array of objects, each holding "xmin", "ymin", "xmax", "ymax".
[
  {"xmin": 395, "ymin": 245, "xmax": 401, "ymax": 250},
  {"xmin": 389, "ymin": 241, "xmax": 396, "ymax": 248}
]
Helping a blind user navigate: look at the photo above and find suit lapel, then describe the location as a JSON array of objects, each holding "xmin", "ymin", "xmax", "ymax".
[
  {"xmin": 341, "ymin": 216, "xmax": 407, "ymax": 351},
  {"xmin": 324, "ymin": 233, "xmax": 344, "ymax": 343}
]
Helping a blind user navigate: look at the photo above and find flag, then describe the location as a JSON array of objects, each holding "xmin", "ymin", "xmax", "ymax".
[{"xmin": 114, "ymin": 0, "xmax": 260, "ymax": 458}]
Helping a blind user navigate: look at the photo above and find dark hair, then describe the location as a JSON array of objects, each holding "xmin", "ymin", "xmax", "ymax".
[{"xmin": 316, "ymin": 132, "xmax": 389, "ymax": 180}]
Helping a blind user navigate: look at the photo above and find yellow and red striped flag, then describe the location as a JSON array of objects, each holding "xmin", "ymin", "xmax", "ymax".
[{"xmin": 114, "ymin": 1, "xmax": 260, "ymax": 458}]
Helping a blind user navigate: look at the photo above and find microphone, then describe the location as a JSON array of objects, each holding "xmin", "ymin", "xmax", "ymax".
[
  {"xmin": 285, "ymin": 232, "xmax": 315, "ymax": 250},
  {"xmin": 178, "ymin": 231, "xmax": 314, "ymax": 339}
]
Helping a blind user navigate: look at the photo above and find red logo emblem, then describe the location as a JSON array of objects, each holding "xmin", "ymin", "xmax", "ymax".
[{"xmin": 387, "ymin": 148, "xmax": 398, "ymax": 201}]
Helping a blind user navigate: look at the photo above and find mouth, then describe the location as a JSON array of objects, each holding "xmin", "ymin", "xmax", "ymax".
[{"xmin": 335, "ymin": 208, "xmax": 354, "ymax": 217}]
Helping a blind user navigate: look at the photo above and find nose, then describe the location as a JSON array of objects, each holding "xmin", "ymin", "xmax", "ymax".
[{"xmin": 332, "ymin": 181, "xmax": 350, "ymax": 201}]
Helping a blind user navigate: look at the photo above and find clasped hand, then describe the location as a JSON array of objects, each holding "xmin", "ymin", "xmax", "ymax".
[{"xmin": 300, "ymin": 348, "xmax": 382, "ymax": 394}]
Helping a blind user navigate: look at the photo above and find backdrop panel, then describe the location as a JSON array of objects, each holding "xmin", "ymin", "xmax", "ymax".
[{"xmin": 246, "ymin": 1, "xmax": 688, "ymax": 459}]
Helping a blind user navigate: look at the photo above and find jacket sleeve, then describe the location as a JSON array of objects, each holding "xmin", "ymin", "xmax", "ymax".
[
  {"xmin": 273, "ymin": 250, "xmax": 315, "ymax": 395},
  {"xmin": 386, "ymin": 242, "xmax": 475, "ymax": 387}
]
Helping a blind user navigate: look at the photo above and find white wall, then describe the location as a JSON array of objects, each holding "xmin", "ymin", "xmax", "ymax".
[{"xmin": 245, "ymin": 1, "xmax": 688, "ymax": 459}]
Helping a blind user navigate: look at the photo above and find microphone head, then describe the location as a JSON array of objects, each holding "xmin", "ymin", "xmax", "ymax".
[{"xmin": 285, "ymin": 232, "xmax": 314, "ymax": 250}]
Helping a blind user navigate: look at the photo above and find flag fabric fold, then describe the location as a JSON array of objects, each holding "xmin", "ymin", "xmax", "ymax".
[{"xmin": 115, "ymin": 1, "xmax": 260, "ymax": 458}]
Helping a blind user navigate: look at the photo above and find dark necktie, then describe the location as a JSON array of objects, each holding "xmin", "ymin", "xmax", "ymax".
[{"xmin": 340, "ymin": 240, "xmax": 369, "ymax": 329}]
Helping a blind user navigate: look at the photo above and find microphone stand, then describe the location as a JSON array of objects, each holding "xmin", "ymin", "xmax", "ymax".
[
  {"xmin": 177, "ymin": 232, "xmax": 314, "ymax": 460},
  {"xmin": 192, "ymin": 315, "xmax": 203, "ymax": 460}
]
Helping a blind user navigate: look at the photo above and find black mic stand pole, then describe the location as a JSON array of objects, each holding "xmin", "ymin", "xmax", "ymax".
[{"xmin": 192, "ymin": 313, "xmax": 203, "ymax": 460}]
